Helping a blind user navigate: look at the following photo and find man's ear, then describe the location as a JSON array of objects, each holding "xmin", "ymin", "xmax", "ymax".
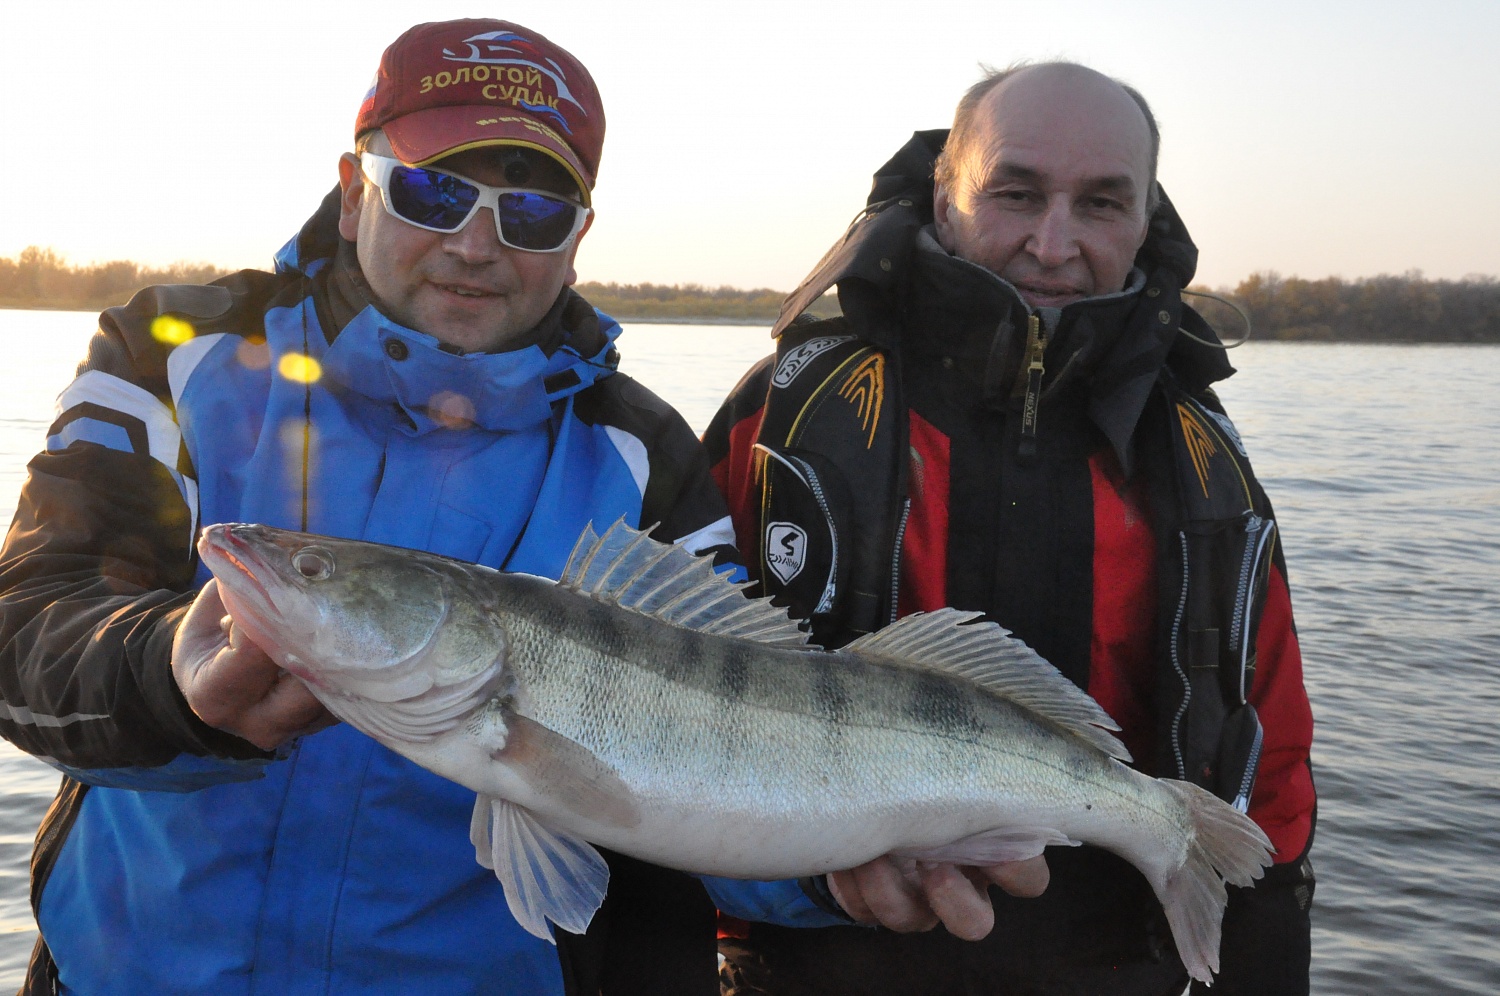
[
  {"xmin": 337, "ymin": 153, "xmax": 365, "ymax": 241},
  {"xmin": 559, "ymin": 209, "xmax": 595, "ymax": 287},
  {"xmin": 932, "ymin": 181, "xmax": 958, "ymax": 254}
]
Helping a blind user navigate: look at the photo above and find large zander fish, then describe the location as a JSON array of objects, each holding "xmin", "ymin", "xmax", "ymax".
[{"xmin": 199, "ymin": 519, "xmax": 1272, "ymax": 983}]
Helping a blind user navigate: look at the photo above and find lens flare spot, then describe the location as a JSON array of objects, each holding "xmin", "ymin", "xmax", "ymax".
[
  {"xmin": 429, "ymin": 390, "xmax": 477, "ymax": 429},
  {"xmin": 236, "ymin": 337, "xmax": 271, "ymax": 371},
  {"xmin": 150, "ymin": 315, "xmax": 195, "ymax": 345},
  {"xmin": 277, "ymin": 354, "xmax": 323, "ymax": 384}
]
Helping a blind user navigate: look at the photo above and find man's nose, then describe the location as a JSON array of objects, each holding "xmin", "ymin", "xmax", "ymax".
[
  {"xmin": 1026, "ymin": 197, "xmax": 1082, "ymax": 268},
  {"xmin": 443, "ymin": 207, "xmax": 506, "ymax": 263}
]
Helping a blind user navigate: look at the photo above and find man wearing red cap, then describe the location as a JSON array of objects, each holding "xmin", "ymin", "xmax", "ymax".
[{"xmin": 0, "ymin": 18, "xmax": 908, "ymax": 994}]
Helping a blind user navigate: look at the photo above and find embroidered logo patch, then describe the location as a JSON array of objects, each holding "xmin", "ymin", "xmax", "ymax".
[
  {"xmin": 838, "ymin": 352, "xmax": 885, "ymax": 449},
  {"xmin": 1176, "ymin": 403, "xmax": 1220, "ymax": 498},
  {"xmin": 772, "ymin": 336, "xmax": 854, "ymax": 389},
  {"xmin": 1203, "ymin": 407, "xmax": 1247, "ymax": 457},
  {"xmin": 764, "ymin": 521, "xmax": 809, "ymax": 585}
]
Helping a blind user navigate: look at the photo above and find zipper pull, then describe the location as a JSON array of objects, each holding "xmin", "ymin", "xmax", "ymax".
[{"xmin": 1018, "ymin": 314, "xmax": 1046, "ymax": 461}]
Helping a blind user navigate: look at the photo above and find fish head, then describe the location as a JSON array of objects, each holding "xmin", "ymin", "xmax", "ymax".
[{"xmin": 197, "ymin": 523, "xmax": 510, "ymax": 714}]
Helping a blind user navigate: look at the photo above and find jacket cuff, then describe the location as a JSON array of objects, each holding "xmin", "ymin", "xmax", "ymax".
[{"xmin": 798, "ymin": 875, "xmax": 859, "ymax": 923}]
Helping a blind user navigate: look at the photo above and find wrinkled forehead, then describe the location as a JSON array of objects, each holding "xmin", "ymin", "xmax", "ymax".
[{"xmin": 970, "ymin": 66, "xmax": 1153, "ymax": 189}]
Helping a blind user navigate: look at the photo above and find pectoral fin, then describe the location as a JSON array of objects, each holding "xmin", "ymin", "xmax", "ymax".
[
  {"xmin": 893, "ymin": 826, "xmax": 1080, "ymax": 865},
  {"xmin": 470, "ymin": 794, "xmax": 610, "ymax": 941},
  {"xmin": 491, "ymin": 710, "xmax": 641, "ymax": 830}
]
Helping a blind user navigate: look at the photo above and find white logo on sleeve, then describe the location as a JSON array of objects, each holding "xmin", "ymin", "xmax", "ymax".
[
  {"xmin": 764, "ymin": 522, "xmax": 809, "ymax": 584},
  {"xmin": 1204, "ymin": 407, "xmax": 1248, "ymax": 457},
  {"xmin": 772, "ymin": 336, "xmax": 854, "ymax": 388}
]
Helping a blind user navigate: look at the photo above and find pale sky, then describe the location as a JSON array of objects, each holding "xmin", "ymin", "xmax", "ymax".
[{"xmin": 2, "ymin": 0, "xmax": 1496, "ymax": 291}]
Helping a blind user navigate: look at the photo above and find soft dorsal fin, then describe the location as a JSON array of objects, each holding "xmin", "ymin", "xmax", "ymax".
[
  {"xmin": 560, "ymin": 520, "xmax": 809, "ymax": 648},
  {"xmin": 843, "ymin": 609, "xmax": 1132, "ymax": 762}
]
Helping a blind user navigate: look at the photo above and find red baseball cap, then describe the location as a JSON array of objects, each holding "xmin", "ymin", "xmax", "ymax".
[{"xmin": 356, "ymin": 19, "xmax": 604, "ymax": 205}]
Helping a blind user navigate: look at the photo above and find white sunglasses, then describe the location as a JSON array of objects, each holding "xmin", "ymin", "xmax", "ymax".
[{"xmin": 359, "ymin": 153, "xmax": 590, "ymax": 253}]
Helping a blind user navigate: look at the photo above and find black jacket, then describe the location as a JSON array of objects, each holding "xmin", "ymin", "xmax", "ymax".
[{"xmin": 708, "ymin": 132, "xmax": 1315, "ymax": 996}]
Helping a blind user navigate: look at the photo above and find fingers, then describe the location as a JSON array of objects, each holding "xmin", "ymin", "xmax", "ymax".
[
  {"xmin": 182, "ymin": 577, "xmax": 225, "ymax": 633},
  {"xmin": 828, "ymin": 857, "xmax": 939, "ymax": 933},
  {"xmin": 172, "ymin": 583, "xmax": 336, "ymax": 750},
  {"xmin": 918, "ymin": 862, "xmax": 996, "ymax": 941},
  {"xmin": 234, "ymin": 671, "xmax": 333, "ymax": 750},
  {"xmin": 171, "ymin": 580, "xmax": 231, "ymax": 686},
  {"xmin": 980, "ymin": 854, "xmax": 1050, "ymax": 898},
  {"xmin": 185, "ymin": 639, "xmax": 283, "ymax": 726},
  {"xmin": 827, "ymin": 853, "xmax": 1052, "ymax": 940}
]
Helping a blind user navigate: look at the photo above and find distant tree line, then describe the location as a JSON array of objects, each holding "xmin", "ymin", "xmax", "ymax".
[
  {"xmin": 572, "ymin": 282, "xmax": 789, "ymax": 322},
  {"xmin": 0, "ymin": 247, "xmax": 231, "ymax": 312},
  {"xmin": 1191, "ymin": 271, "xmax": 1500, "ymax": 344},
  {"xmin": 3, "ymin": 247, "xmax": 1497, "ymax": 339}
]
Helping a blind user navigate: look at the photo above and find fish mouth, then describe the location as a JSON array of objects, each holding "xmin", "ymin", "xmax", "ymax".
[{"xmin": 198, "ymin": 523, "xmax": 277, "ymax": 613}]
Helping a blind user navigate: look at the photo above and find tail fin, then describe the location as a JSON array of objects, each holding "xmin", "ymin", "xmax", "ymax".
[{"xmin": 1155, "ymin": 780, "xmax": 1274, "ymax": 984}]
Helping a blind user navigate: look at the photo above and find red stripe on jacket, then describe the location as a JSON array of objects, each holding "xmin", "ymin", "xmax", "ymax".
[
  {"xmin": 1088, "ymin": 449, "xmax": 1160, "ymax": 771},
  {"xmin": 1246, "ymin": 564, "xmax": 1316, "ymax": 863},
  {"xmin": 899, "ymin": 410, "xmax": 950, "ymax": 615},
  {"xmin": 711, "ymin": 407, "xmax": 766, "ymax": 570}
]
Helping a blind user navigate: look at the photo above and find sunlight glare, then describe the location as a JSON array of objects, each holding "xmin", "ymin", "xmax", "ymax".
[{"xmin": 277, "ymin": 354, "xmax": 323, "ymax": 384}]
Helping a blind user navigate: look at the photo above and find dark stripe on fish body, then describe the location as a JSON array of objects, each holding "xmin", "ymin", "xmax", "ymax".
[
  {"xmin": 656, "ymin": 628, "xmax": 715, "ymax": 685},
  {"xmin": 571, "ymin": 597, "xmax": 634, "ymax": 662},
  {"xmin": 904, "ymin": 670, "xmax": 980, "ymax": 739},
  {"xmin": 812, "ymin": 661, "xmax": 853, "ymax": 726},
  {"xmin": 715, "ymin": 649, "xmax": 751, "ymax": 703}
]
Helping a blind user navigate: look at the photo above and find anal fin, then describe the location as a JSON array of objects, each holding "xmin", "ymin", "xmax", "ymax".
[
  {"xmin": 470, "ymin": 794, "xmax": 610, "ymax": 941},
  {"xmin": 892, "ymin": 825, "xmax": 1080, "ymax": 865}
]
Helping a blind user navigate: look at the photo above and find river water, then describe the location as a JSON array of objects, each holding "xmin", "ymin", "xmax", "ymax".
[{"xmin": 0, "ymin": 309, "xmax": 1496, "ymax": 993}]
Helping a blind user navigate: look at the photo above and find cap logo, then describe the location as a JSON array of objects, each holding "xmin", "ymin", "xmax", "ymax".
[
  {"xmin": 472, "ymin": 114, "xmax": 570, "ymax": 149},
  {"xmin": 441, "ymin": 31, "xmax": 587, "ymax": 131},
  {"xmin": 362, "ymin": 20, "xmax": 602, "ymax": 190}
]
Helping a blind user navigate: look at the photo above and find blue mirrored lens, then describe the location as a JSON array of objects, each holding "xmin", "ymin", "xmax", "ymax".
[
  {"xmin": 496, "ymin": 192, "xmax": 579, "ymax": 251},
  {"xmin": 388, "ymin": 166, "xmax": 478, "ymax": 230},
  {"xmin": 383, "ymin": 164, "xmax": 579, "ymax": 250}
]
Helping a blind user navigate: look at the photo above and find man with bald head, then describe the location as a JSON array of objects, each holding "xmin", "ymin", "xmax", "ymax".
[{"xmin": 708, "ymin": 62, "xmax": 1316, "ymax": 995}]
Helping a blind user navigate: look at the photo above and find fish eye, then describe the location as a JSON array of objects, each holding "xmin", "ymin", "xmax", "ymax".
[{"xmin": 291, "ymin": 547, "xmax": 335, "ymax": 581}]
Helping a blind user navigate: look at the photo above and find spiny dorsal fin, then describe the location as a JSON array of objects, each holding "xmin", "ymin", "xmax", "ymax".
[
  {"xmin": 844, "ymin": 609, "xmax": 1132, "ymax": 762},
  {"xmin": 560, "ymin": 519, "xmax": 809, "ymax": 648}
]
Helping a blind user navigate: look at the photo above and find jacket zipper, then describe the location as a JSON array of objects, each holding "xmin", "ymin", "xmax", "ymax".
[
  {"xmin": 1018, "ymin": 314, "xmax": 1046, "ymax": 460},
  {"xmin": 887, "ymin": 497, "xmax": 911, "ymax": 625},
  {"xmin": 1226, "ymin": 512, "xmax": 1263, "ymax": 663},
  {"xmin": 1229, "ymin": 512, "xmax": 1278, "ymax": 702},
  {"xmin": 1168, "ymin": 531, "xmax": 1192, "ymax": 780},
  {"xmin": 1233, "ymin": 721, "xmax": 1264, "ymax": 813},
  {"xmin": 787, "ymin": 453, "xmax": 839, "ymax": 616}
]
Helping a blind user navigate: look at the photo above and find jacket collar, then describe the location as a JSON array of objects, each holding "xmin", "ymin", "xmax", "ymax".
[{"xmin": 904, "ymin": 228, "xmax": 1157, "ymax": 450}]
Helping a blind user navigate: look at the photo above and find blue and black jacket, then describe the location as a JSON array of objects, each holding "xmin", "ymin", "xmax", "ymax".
[{"xmin": 0, "ymin": 192, "xmax": 834, "ymax": 995}]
